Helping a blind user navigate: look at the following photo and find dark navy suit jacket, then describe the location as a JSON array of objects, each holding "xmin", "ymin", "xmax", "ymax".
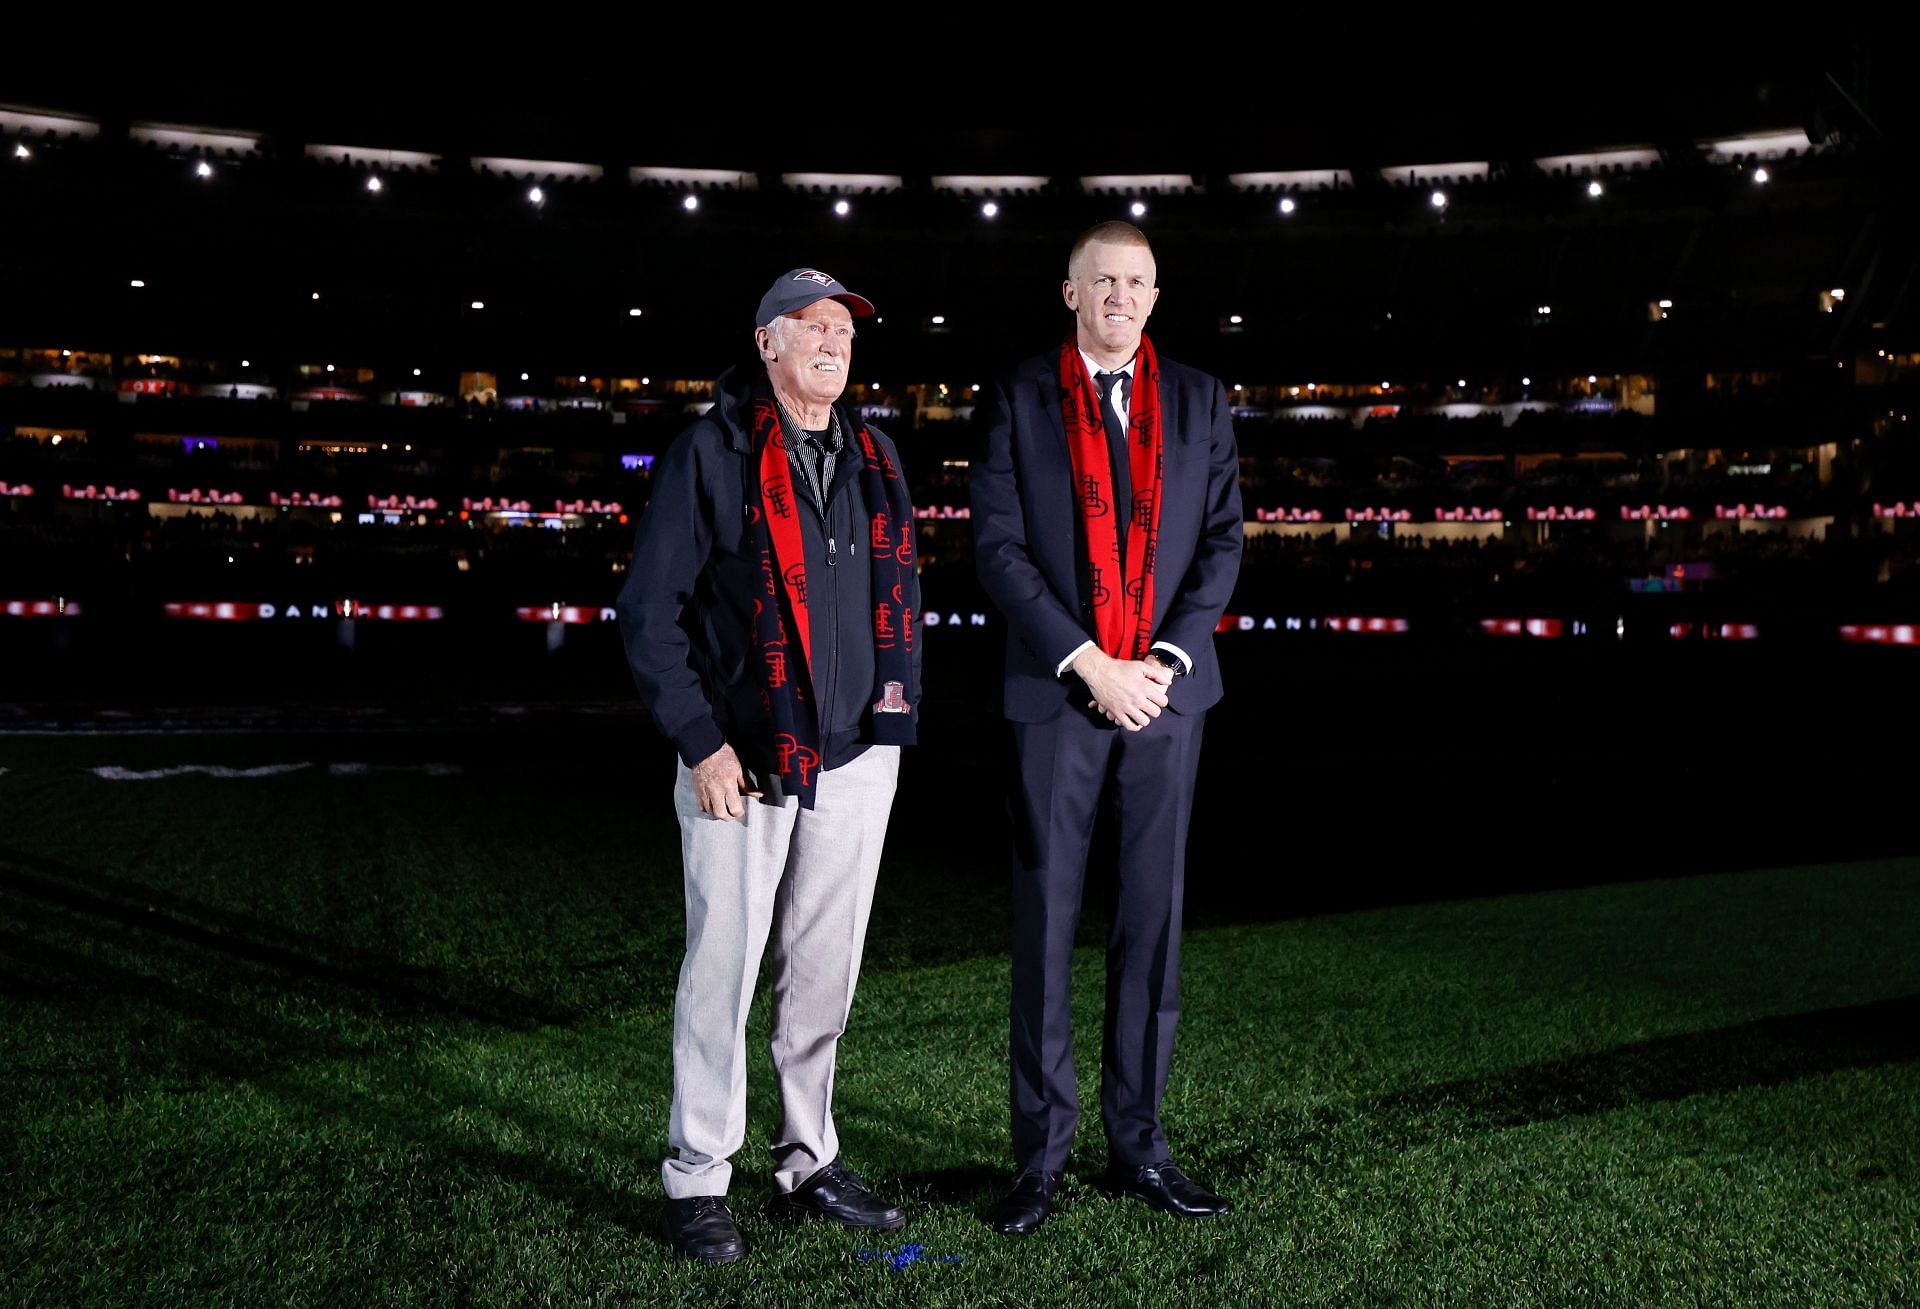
[{"xmin": 971, "ymin": 349, "xmax": 1244, "ymax": 722}]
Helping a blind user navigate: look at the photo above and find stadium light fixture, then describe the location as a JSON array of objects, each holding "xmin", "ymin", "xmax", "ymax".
[
  {"xmin": 470, "ymin": 300, "xmax": 485, "ymax": 310},
  {"xmin": 311, "ymin": 291, "xmax": 320, "ymax": 301},
  {"xmin": 1457, "ymin": 378, "xmax": 1466, "ymax": 387},
  {"xmin": 1587, "ymin": 374, "xmax": 1597, "ymax": 384},
  {"xmin": 366, "ymin": 175, "xmax": 382, "ymax": 193},
  {"xmin": 1830, "ymin": 288, "xmax": 1847, "ymax": 301},
  {"xmin": 971, "ymin": 383, "xmax": 981, "ymax": 392},
  {"xmin": 628, "ymin": 307, "xmax": 643, "ymax": 317},
  {"xmin": 1586, "ymin": 179, "xmax": 1603, "ymax": 198},
  {"xmin": 326, "ymin": 364, "xmax": 335, "ymax": 373},
  {"xmin": 1753, "ymin": 167, "xmax": 1770, "ymax": 184},
  {"xmin": 13, "ymin": 144, "xmax": 28, "ymax": 160},
  {"xmin": 1658, "ymin": 299, "xmax": 1673, "ymax": 309},
  {"xmin": 195, "ymin": 161, "xmax": 213, "ymax": 179},
  {"xmin": 641, "ymin": 376, "xmax": 651, "ymax": 385},
  {"xmin": 242, "ymin": 359, "xmax": 250, "ymax": 367},
  {"xmin": 130, "ymin": 279, "xmax": 146, "ymax": 288},
  {"xmin": 1430, "ymin": 190, "xmax": 1447, "ymax": 209},
  {"xmin": 520, "ymin": 372, "xmax": 529, "ymax": 381},
  {"xmin": 682, "ymin": 194, "xmax": 699, "ymax": 212},
  {"xmin": 528, "ymin": 186, "xmax": 545, "ymax": 205},
  {"xmin": 1279, "ymin": 197, "xmax": 1296, "ymax": 214},
  {"xmin": 412, "ymin": 368, "xmax": 421, "ymax": 377},
  {"xmin": 1522, "ymin": 376, "xmax": 1531, "ymax": 386},
  {"xmin": 931, "ymin": 315, "xmax": 946, "ymax": 325},
  {"xmin": 833, "ymin": 199, "xmax": 850, "ymax": 217},
  {"xmin": 1130, "ymin": 200, "xmax": 1147, "ymax": 218},
  {"xmin": 981, "ymin": 201, "xmax": 999, "ymax": 219}
]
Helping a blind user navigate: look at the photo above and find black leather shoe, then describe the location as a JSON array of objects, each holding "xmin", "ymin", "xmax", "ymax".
[
  {"xmin": 1114, "ymin": 1160, "xmax": 1231, "ymax": 1217},
  {"xmin": 662, "ymin": 1195, "xmax": 746, "ymax": 1263},
  {"xmin": 781, "ymin": 1157, "xmax": 906, "ymax": 1230},
  {"xmin": 985, "ymin": 1169, "xmax": 1064, "ymax": 1235}
]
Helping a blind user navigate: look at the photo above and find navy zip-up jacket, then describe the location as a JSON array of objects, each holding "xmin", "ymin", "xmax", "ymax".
[{"xmin": 617, "ymin": 362, "xmax": 922, "ymax": 787}]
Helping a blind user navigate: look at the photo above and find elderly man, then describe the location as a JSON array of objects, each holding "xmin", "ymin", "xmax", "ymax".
[
  {"xmin": 617, "ymin": 268, "xmax": 922, "ymax": 1263},
  {"xmin": 970, "ymin": 221, "xmax": 1245, "ymax": 1234}
]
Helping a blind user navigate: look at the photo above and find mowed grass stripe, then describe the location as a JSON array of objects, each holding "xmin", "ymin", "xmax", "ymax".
[{"xmin": 0, "ymin": 755, "xmax": 1915, "ymax": 1306}]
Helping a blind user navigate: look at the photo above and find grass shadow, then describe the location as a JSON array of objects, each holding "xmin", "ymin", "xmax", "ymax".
[{"xmin": 0, "ymin": 843, "xmax": 578, "ymax": 1030}]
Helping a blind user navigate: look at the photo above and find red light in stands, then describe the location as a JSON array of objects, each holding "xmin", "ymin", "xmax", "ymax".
[
  {"xmin": 1667, "ymin": 622, "xmax": 1760, "ymax": 640},
  {"xmin": 3, "ymin": 600, "xmax": 81, "ymax": 617},
  {"xmin": 1526, "ymin": 506, "xmax": 1597, "ymax": 521},
  {"xmin": 1325, "ymin": 616, "xmax": 1410, "ymax": 633},
  {"xmin": 1481, "ymin": 618, "xmax": 1564, "ymax": 638},
  {"xmin": 913, "ymin": 505, "xmax": 971, "ymax": 519},
  {"xmin": 62, "ymin": 484, "xmax": 142, "ymax": 501},
  {"xmin": 1839, "ymin": 624, "xmax": 1920, "ymax": 645},
  {"xmin": 1345, "ymin": 507, "xmax": 1413, "ymax": 523},
  {"xmin": 1255, "ymin": 508, "xmax": 1324, "ymax": 523},
  {"xmin": 1, "ymin": 482, "xmax": 35, "ymax": 497},
  {"xmin": 1621, "ymin": 505, "xmax": 1693, "ymax": 520},
  {"xmin": 164, "ymin": 601, "xmax": 443, "ymax": 621},
  {"xmin": 1714, "ymin": 504, "xmax": 1788, "ymax": 520},
  {"xmin": 1434, "ymin": 506, "xmax": 1503, "ymax": 523},
  {"xmin": 515, "ymin": 605, "xmax": 618, "ymax": 624},
  {"xmin": 1872, "ymin": 503, "xmax": 1920, "ymax": 518}
]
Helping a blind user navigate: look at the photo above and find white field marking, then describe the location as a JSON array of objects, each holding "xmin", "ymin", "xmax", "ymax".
[
  {"xmin": 92, "ymin": 763, "xmax": 315, "ymax": 780},
  {"xmin": 328, "ymin": 762, "xmax": 463, "ymax": 777}
]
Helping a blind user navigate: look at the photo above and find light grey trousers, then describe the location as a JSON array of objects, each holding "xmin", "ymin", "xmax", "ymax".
[{"xmin": 661, "ymin": 743, "xmax": 901, "ymax": 1199}]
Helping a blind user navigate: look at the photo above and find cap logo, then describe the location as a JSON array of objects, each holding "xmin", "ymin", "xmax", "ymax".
[{"xmin": 792, "ymin": 270, "xmax": 835, "ymax": 288}]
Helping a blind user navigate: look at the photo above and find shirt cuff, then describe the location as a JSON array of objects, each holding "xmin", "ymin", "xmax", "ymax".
[
  {"xmin": 1149, "ymin": 641, "xmax": 1193, "ymax": 675},
  {"xmin": 1056, "ymin": 639, "xmax": 1097, "ymax": 678}
]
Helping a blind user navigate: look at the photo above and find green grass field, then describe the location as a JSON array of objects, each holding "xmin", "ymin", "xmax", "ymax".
[{"xmin": 2, "ymin": 733, "xmax": 1916, "ymax": 1306}]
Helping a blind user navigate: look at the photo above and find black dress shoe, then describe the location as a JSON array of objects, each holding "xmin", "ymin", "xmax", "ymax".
[
  {"xmin": 781, "ymin": 1157, "xmax": 906, "ymax": 1230},
  {"xmin": 1114, "ymin": 1160, "xmax": 1231, "ymax": 1217},
  {"xmin": 985, "ymin": 1169, "xmax": 1064, "ymax": 1235},
  {"xmin": 662, "ymin": 1195, "xmax": 746, "ymax": 1263}
]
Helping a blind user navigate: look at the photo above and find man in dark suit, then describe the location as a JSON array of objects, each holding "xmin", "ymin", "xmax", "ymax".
[{"xmin": 970, "ymin": 220, "xmax": 1244, "ymax": 1235}]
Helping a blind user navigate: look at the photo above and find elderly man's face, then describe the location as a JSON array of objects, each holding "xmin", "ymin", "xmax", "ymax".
[
  {"xmin": 759, "ymin": 298, "xmax": 854, "ymax": 410},
  {"xmin": 1063, "ymin": 240, "xmax": 1159, "ymax": 364}
]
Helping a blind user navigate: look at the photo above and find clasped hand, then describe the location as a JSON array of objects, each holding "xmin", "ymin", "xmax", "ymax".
[{"xmin": 1072, "ymin": 648, "xmax": 1173, "ymax": 731}]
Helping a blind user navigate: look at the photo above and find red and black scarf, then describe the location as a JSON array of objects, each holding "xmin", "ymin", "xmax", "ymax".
[
  {"xmin": 1060, "ymin": 333, "xmax": 1164, "ymax": 659},
  {"xmin": 743, "ymin": 382, "xmax": 917, "ymax": 809}
]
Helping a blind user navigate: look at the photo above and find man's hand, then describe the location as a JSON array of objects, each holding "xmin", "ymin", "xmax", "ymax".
[
  {"xmin": 690, "ymin": 742, "xmax": 763, "ymax": 820},
  {"xmin": 1072, "ymin": 647, "xmax": 1173, "ymax": 731}
]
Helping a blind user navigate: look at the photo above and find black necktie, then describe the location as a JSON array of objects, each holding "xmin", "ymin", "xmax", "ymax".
[{"xmin": 1094, "ymin": 371, "xmax": 1132, "ymax": 556}]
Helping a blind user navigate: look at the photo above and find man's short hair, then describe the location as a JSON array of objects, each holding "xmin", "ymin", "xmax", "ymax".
[{"xmin": 1067, "ymin": 220, "xmax": 1154, "ymax": 278}]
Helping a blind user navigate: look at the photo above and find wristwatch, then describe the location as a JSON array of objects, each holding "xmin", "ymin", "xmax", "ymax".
[{"xmin": 1145, "ymin": 650, "xmax": 1186, "ymax": 676}]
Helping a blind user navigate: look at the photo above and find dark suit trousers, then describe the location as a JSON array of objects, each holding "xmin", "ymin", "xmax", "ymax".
[{"xmin": 1007, "ymin": 704, "xmax": 1206, "ymax": 1174}]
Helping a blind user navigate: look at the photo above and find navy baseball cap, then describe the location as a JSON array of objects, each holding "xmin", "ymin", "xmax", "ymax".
[{"xmin": 755, "ymin": 268, "xmax": 876, "ymax": 327}]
